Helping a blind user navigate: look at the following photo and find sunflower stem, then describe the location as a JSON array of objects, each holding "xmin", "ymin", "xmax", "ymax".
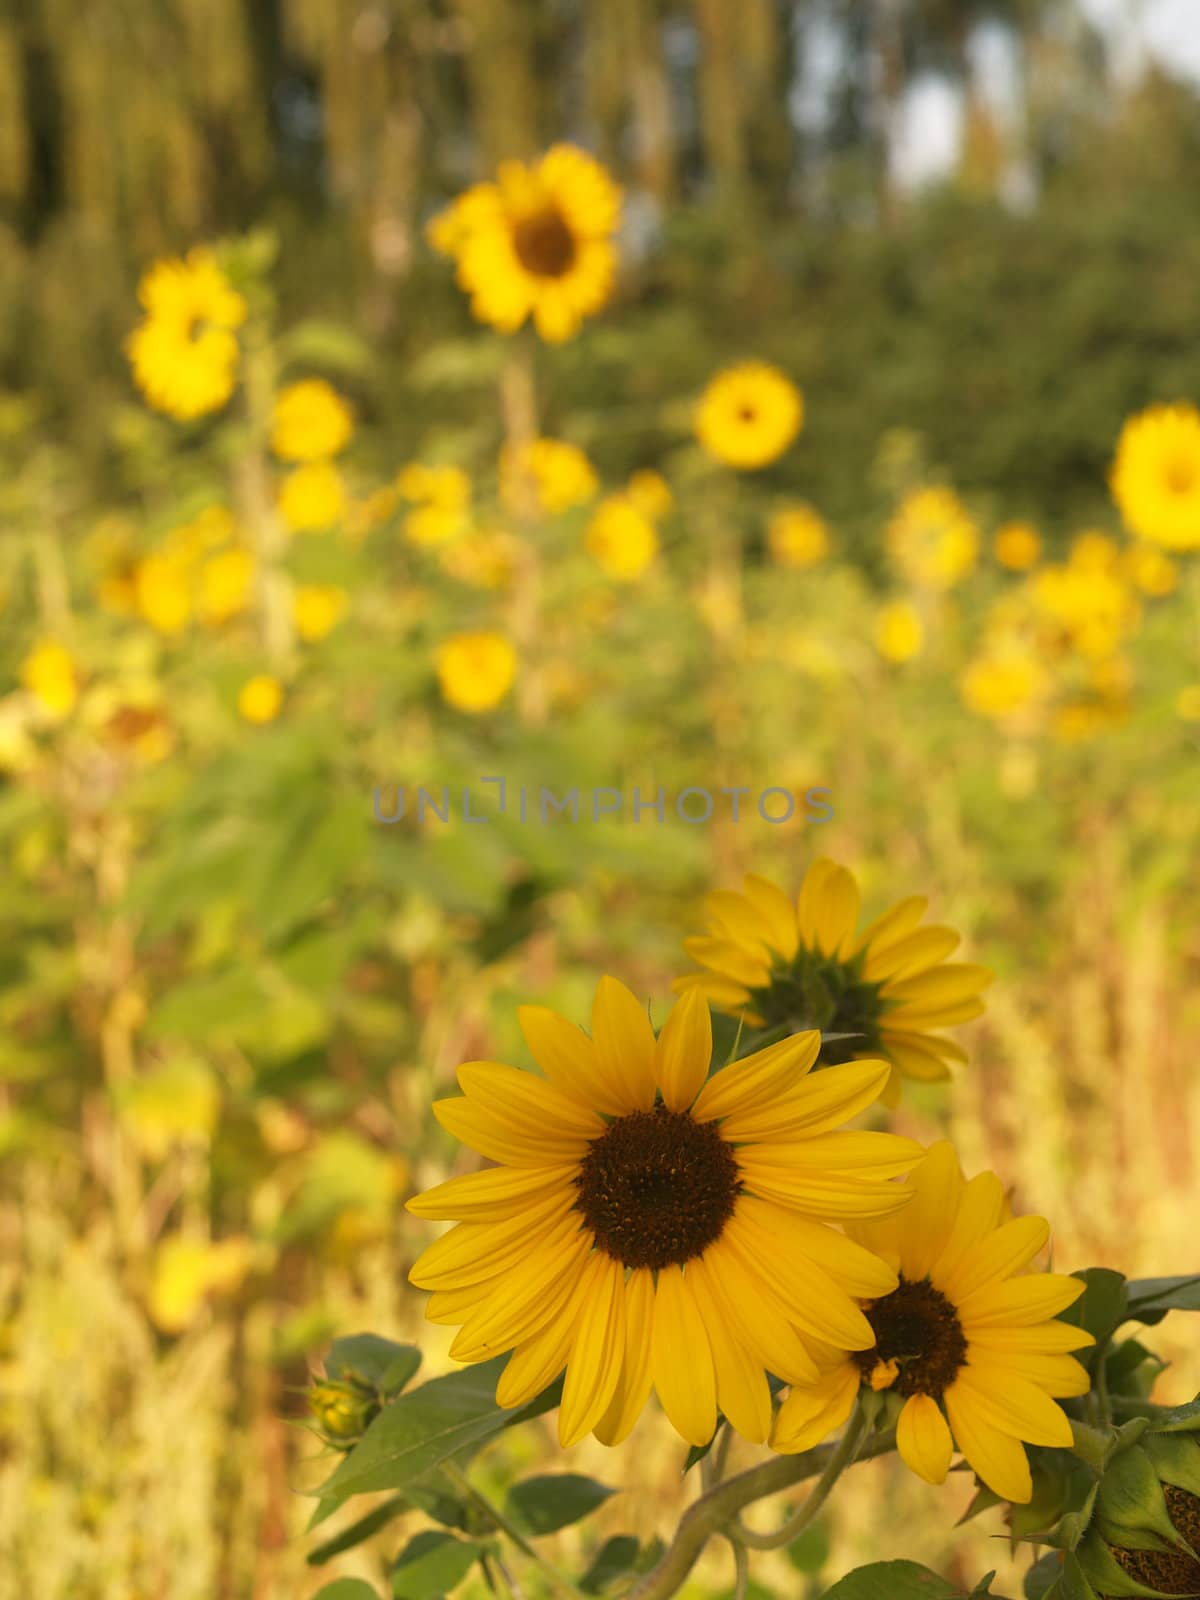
[
  {"xmin": 440, "ymin": 1461, "xmax": 589, "ymax": 1600},
  {"xmin": 725, "ymin": 1532, "xmax": 749, "ymax": 1600},
  {"xmin": 621, "ymin": 1424, "xmax": 896, "ymax": 1600},
  {"xmin": 729, "ymin": 1404, "xmax": 869, "ymax": 1552}
]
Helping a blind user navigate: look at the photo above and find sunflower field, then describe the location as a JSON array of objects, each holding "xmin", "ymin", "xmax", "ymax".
[{"xmin": 3, "ymin": 5, "xmax": 1200, "ymax": 1600}]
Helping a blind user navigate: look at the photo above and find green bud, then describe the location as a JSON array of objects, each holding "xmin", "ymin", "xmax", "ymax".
[{"xmin": 306, "ymin": 1375, "xmax": 381, "ymax": 1449}]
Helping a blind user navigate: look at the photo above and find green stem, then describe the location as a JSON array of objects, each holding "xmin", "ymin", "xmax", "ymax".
[
  {"xmin": 725, "ymin": 1532, "xmax": 749, "ymax": 1600},
  {"xmin": 731, "ymin": 1405, "xmax": 869, "ymax": 1551},
  {"xmin": 621, "ymin": 1426, "xmax": 896, "ymax": 1600},
  {"xmin": 440, "ymin": 1462, "xmax": 589, "ymax": 1600}
]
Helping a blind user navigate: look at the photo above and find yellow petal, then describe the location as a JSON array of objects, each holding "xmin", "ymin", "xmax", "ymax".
[
  {"xmin": 881, "ymin": 964, "xmax": 993, "ymax": 1005},
  {"xmin": 968, "ymin": 1322, "xmax": 1095, "ymax": 1355},
  {"xmin": 895, "ymin": 1142, "xmax": 963, "ymax": 1282},
  {"xmin": 883, "ymin": 997, "xmax": 986, "ymax": 1028},
  {"xmin": 929, "ymin": 1172, "xmax": 1006, "ymax": 1283},
  {"xmin": 751, "ymin": 1211, "xmax": 899, "ymax": 1298},
  {"xmin": 880, "ymin": 1034, "xmax": 955, "ymax": 1082},
  {"xmin": 944, "ymin": 1381, "xmax": 1033, "ymax": 1503},
  {"xmin": 770, "ymin": 1363, "xmax": 859, "ymax": 1454},
  {"xmin": 652, "ymin": 1264, "xmax": 717, "ymax": 1446},
  {"xmin": 716, "ymin": 1057, "xmax": 889, "ymax": 1142},
  {"xmin": 497, "ymin": 1274, "xmax": 592, "ymax": 1408},
  {"xmin": 592, "ymin": 977, "xmax": 657, "ymax": 1112},
  {"xmin": 593, "ymin": 1267, "xmax": 656, "ymax": 1446},
  {"xmin": 862, "ymin": 926, "xmax": 960, "ymax": 983},
  {"xmin": 406, "ymin": 1163, "xmax": 577, "ymax": 1219},
  {"xmin": 724, "ymin": 1204, "xmax": 875, "ymax": 1348},
  {"xmin": 696, "ymin": 1236, "xmax": 819, "ymax": 1385},
  {"xmin": 957, "ymin": 1273, "xmax": 1085, "ymax": 1330},
  {"xmin": 410, "ymin": 1199, "xmax": 581, "ymax": 1288},
  {"xmin": 654, "ymin": 986, "xmax": 712, "ymax": 1112},
  {"xmin": 851, "ymin": 896, "xmax": 928, "ymax": 959},
  {"xmin": 950, "ymin": 1368, "xmax": 1073, "ymax": 1448},
  {"xmin": 457, "ymin": 1061, "xmax": 606, "ymax": 1138},
  {"xmin": 559, "ymin": 1254, "xmax": 627, "ymax": 1447},
  {"xmin": 518, "ymin": 1005, "xmax": 629, "ymax": 1116},
  {"xmin": 741, "ymin": 874, "xmax": 800, "ymax": 960},
  {"xmin": 449, "ymin": 1230, "xmax": 593, "ymax": 1360},
  {"xmin": 742, "ymin": 1131, "xmax": 923, "ymax": 1178},
  {"xmin": 797, "ymin": 859, "xmax": 860, "ymax": 957},
  {"xmin": 691, "ymin": 1031, "xmax": 820, "ymax": 1125},
  {"xmin": 433, "ymin": 1096, "xmax": 592, "ymax": 1167},
  {"xmin": 968, "ymin": 1350, "xmax": 1091, "ymax": 1398},
  {"xmin": 687, "ymin": 1254, "xmax": 773, "ymax": 1442},
  {"xmin": 739, "ymin": 1162, "xmax": 915, "ymax": 1219},
  {"xmin": 938, "ymin": 1216, "xmax": 1050, "ymax": 1303},
  {"xmin": 703, "ymin": 889, "xmax": 777, "ymax": 953},
  {"xmin": 897, "ymin": 1394, "xmax": 953, "ymax": 1484},
  {"xmin": 671, "ymin": 973, "xmax": 758, "ymax": 1012},
  {"xmin": 682, "ymin": 936, "xmax": 772, "ymax": 990}
]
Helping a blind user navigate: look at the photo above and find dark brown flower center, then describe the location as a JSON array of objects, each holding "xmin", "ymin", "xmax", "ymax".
[
  {"xmin": 851, "ymin": 1276, "xmax": 968, "ymax": 1398},
  {"xmin": 1105, "ymin": 1485, "xmax": 1200, "ymax": 1598},
  {"xmin": 513, "ymin": 206, "xmax": 577, "ymax": 278},
  {"xmin": 573, "ymin": 1103, "xmax": 741, "ymax": 1270}
]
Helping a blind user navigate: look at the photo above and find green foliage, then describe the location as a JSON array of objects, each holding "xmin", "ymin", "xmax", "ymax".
[
  {"xmin": 819, "ymin": 1560, "xmax": 1011, "ymax": 1599},
  {"xmin": 389, "ymin": 1531, "xmax": 482, "ymax": 1599},
  {"xmin": 504, "ymin": 1473, "xmax": 616, "ymax": 1537}
]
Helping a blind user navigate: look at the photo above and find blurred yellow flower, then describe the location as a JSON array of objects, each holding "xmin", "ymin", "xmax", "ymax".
[
  {"xmin": 279, "ymin": 461, "xmax": 347, "ymax": 532},
  {"xmin": 126, "ymin": 248, "xmax": 246, "ymax": 421},
  {"xmin": 695, "ymin": 363, "xmax": 803, "ymax": 470},
  {"xmin": 429, "ymin": 144, "xmax": 621, "ymax": 342},
  {"xmin": 625, "ymin": 468, "xmax": 673, "ymax": 521},
  {"xmin": 1030, "ymin": 559, "xmax": 1137, "ymax": 660},
  {"xmin": 961, "ymin": 647, "xmax": 1049, "ymax": 721},
  {"xmin": 1122, "ymin": 543, "xmax": 1178, "ymax": 597},
  {"xmin": 1111, "ymin": 402, "xmax": 1200, "ymax": 549},
  {"xmin": 585, "ymin": 494, "xmax": 659, "ymax": 581},
  {"xmin": 993, "ymin": 521, "xmax": 1041, "ymax": 571},
  {"xmin": 1177, "ymin": 684, "xmax": 1200, "ymax": 721},
  {"xmin": 439, "ymin": 528, "xmax": 523, "ymax": 589},
  {"xmin": 20, "ymin": 641, "xmax": 78, "ymax": 721},
  {"xmin": 436, "ymin": 631, "xmax": 516, "ymax": 713},
  {"xmin": 294, "ymin": 583, "xmax": 348, "ymax": 642},
  {"xmin": 86, "ymin": 680, "xmax": 175, "ymax": 765},
  {"xmin": 135, "ymin": 553, "xmax": 192, "ymax": 634},
  {"xmin": 398, "ymin": 463, "xmax": 471, "ymax": 546},
  {"xmin": 149, "ymin": 1235, "xmax": 254, "ymax": 1334},
  {"xmin": 768, "ymin": 504, "xmax": 830, "ymax": 568},
  {"xmin": 270, "ymin": 378, "xmax": 354, "ymax": 462},
  {"xmin": 500, "ymin": 437, "xmax": 598, "ymax": 516},
  {"xmin": 887, "ymin": 487, "xmax": 978, "ymax": 590},
  {"xmin": 198, "ymin": 547, "xmax": 255, "ymax": 626},
  {"xmin": 238, "ymin": 674, "xmax": 283, "ymax": 724},
  {"xmin": 874, "ymin": 600, "xmax": 924, "ymax": 662}
]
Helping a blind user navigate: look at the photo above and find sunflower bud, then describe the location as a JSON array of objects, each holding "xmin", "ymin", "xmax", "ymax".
[
  {"xmin": 306, "ymin": 1375, "xmax": 381, "ymax": 1449},
  {"xmin": 1039, "ymin": 1401, "xmax": 1200, "ymax": 1599}
]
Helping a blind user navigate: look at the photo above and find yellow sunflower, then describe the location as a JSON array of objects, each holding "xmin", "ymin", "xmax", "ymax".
[
  {"xmin": 126, "ymin": 248, "xmax": 246, "ymax": 421},
  {"xmin": 886, "ymin": 487, "xmax": 979, "ymax": 591},
  {"xmin": 695, "ymin": 364, "xmax": 804, "ymax": 471},
  {"xmin": 501, "ymin": 438, "xmax": 598, "ymax": 517},
  {"xmin": 1110, "ymin": 402, "xmax": 1200, "ymax": 549},
  {"xmin": 270, "ymin": 379, "xmax": 354, "ymax": 462},
  {"xmin": 674, "ymin": 861, "xmax": 990, "ymax": 1104},
  {"xmin": 408, "ymin": 982, "xmax": 922, "ymax": 1450},
  {"xmin": 585, "ymin": 494, "xmax": 659, "ymax": 581},
  {"xmin": 428, "ymin": 145, "xmax": 621, "ymax": 343},
  {"xmin": 771, "ymin": 1142, "xmax": 1092, "ymax": 1505},
  {"xmin": 436, "ymin": 631, "xmax": 517, "ymax": 713}
]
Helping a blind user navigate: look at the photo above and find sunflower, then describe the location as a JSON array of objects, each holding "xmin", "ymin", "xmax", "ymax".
[
  {"xmin": 428, "ymin": 145, "xmax": 621, "ymax": 343},
  {"xmin": 501, "ymin": 438, "xmax": 598, "ymax": 517},
  {"xmin": 886, "ymin": 487, "xmax": 978, "ymax": 591},
  {"xmin": 126, "ymin": 248, "xmax": 247, "ymax": 421},
  {"xmin": 674, "ymin": 861, "xmax": 990, "ymax": 1104},
  {"xmin": 695, "ymin": 364, "xmax": 803, "ymax": 470},
  {"xmin": 407, "ymin": 981, "xmax": 922, "ymax": 1450},
  {"xmin": 1110, "ymin": 402, "xmax": 1200, "ymax": 550},
  {"xmin": 585, "ymin": 494, "xmax": 659, "ymax": 581},
  {"xmin": 771, "ymin": 1142, "xmax": 1092, "ymax": 1505},
  {"xmin": 270, "ymin": 379, "xmax": 353, "ymax": 462},
  {"xmin": 435, "ymin": 631, "xmax": 517, "ymax": 713}
]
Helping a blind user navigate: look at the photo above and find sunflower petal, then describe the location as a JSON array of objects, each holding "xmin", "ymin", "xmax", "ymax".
[
  {"xmin": 724, "ymin": 1205, "xmax": 875, "ymax": 1348},
  {"xmin": 895, "ymin": 1142, "xmax": 963, "ymax": 1281},
  {"xmin": 944, "ymin": 1381, "xmax": 1033, "ymax": 1503},
  {"xmin": 929, "ymin": 1172, "xmax": 1006, "ymax": 1283},
  {"xmin": 770, "ymin": 1363, "xmax": 859, "ymax": 1454},
  {"xmin": 950, "ymin": 1369, "xmax": 1074, "ymax": 1448},
  {"xmin": 712, "ymin": 1055, "xmax": 886, "ymax": 1141},
  {"xmin": 406, "ymin": 1163, "xmax": 578, "ymax": 1220},
  {"xmin": 696, "ymin": 1236, "xmax": 819, "ymax": 1385},
  {"xmin": 688, "ymin": 1254, "xmax": 773, "ymax": 1443},
  {"xmin": 682, "ymin": 937, "xmax": 772, "ymax": 990},
  {"xmin": 968, "ymin": 1350, "xmax": 1092, "ymax": 1398},
  {"xmin": 559, "ymin": 1254, "xmax": 628, "ymax": 1447},
  {"xmin": 593, "ymin": 1268, "xmax": 656, "ymax": 1446},
  {"xmin": 957, "ymin": 1273, "xmax": 1086, "ymax": 1329},
  {"xmin": 741, "ymin": 874, "xmax": 800, "ymax": 960},
  {"xmin": 433, "ymin": 1096, "xmax": 592, "ymax": 1166},
  {"xmin": 457, "ymin": 1061, "xmax": 605, "ymax": 1137},
  {"xmin": 652, "ymin": 1265, "xmax": 717, "ymax": 1447},
  {"xmin": 592, "ymin": 977, "xmax": 657, "ymax": 1112},
  {"xmin": 850, "ymin": 895, "xmax": 929, "ymax": 961},
  {"xmin": 897, "ymin": 1394, "xmax": 954, "ymax": 1484},
  {"xmin": 655, "ymin": 986, "xmax": 712, "ymax": 1112},
  {"xmin": 518, "ymin": 1005, "xmax": 630, "ymax": 1116},
  {"xmin": 862, "ymin": 926, "xmax": 961, "ymax": 983},
  {"xmin": 797, "ymin": 859, "xmax": 861, "ymax": 957},
  {"xmin": 938, "ymin": 1216, "xmax": 1050, "ymax": 1303},
  {"xmin": 691, "ymin": 1031, "xmax": 820, "ymax": 1125}
]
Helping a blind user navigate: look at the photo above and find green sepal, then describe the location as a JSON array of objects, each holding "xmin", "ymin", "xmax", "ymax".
[
  {"xmin": 1093, "ymin": 1446, "xmax": 1188, "ymax": 1552},
  {"xmin": 1144, "ymin": 1433, "xmax": 1200, "ymax": 1501},
  {"xmin": 1156, "ymin": 1397, "xmax": 1200, "ymax": 1435},
  {"xmin": 1077, "ymin": 1530, "xmax": 1196, "ymax": 1597}
]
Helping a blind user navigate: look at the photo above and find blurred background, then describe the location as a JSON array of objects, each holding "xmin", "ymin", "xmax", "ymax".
[{"xmin": 2, "ymin": 1, "xmax": 1200, "ymax": 1597}]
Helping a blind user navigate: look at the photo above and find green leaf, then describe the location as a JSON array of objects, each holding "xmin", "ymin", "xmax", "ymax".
[
  {"xmin": 819, "ymin": 1561, "xmax": 968, "ymax": 1599},
  {"xmin": 390, "ymin": 1530, "xmax": 480, "ymax": 1599},
  {"xmin": 1059, "ymin": 1270, "xmax": 1129, "ymax": 1360},
  {"xmin": 307, "ymin": 1494, "xmax": 409, "ymax": 1565},
  {"xmin": 311, "ymin": 1582, "xmax": 383, "ymax": 1600},
  {"xmin": 1124, "ymin": 1276, "xmax": 1200, "ymax": 1325},
  {"xmin": 785, "ymin": 1518, "xmax": 831, "ymax": 1574},
  {"xmin": 326, "ymin": 1336, "xmax": 422, "ymax": 1398},
  {"xmin": 279, "ymin": 318, "xmax": 375, "ymax": 377},
  {"xmin": 505, "ymin": 1474, "xmax": 616, "ymax": 1537},
  {"xmin": 1024, "ymin": 1551, "xmax": 1064, "ymax": 1600},
  {"xmin": 316, "ymin": 1360, "xmax": 563, "ymax": 1508},
  {"xmin": 580, "ymin": 1535, "xmax": 641, "ymax": 1594}
]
